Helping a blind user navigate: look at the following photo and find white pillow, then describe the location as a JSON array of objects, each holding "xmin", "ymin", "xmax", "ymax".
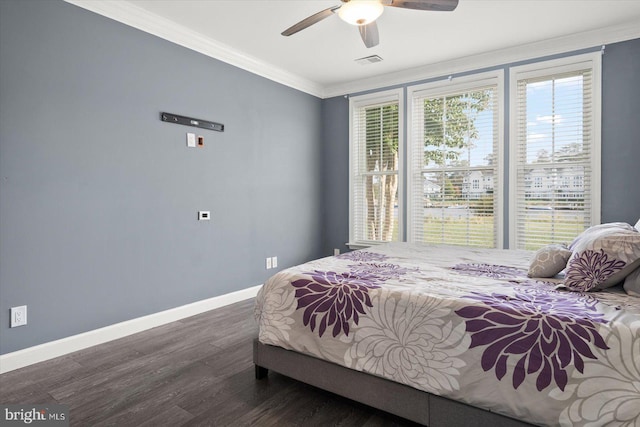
[
  {"xmin": 564, "ymin": 224, "xmax": 640, "ymax": 292},
  {"xmin": 568, "ymin": 222, "xmax": 636, "ymax": 250}
]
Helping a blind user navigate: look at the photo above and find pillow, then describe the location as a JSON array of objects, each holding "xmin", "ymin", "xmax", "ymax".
[
  {"xmin": 528, "ymin": 244, "xmax": 571, "ymax": 278},
  {"xmin": 623, "ymin": 266, "xmax": 640, "ymax": 296},
  {"xmin": 564, "ymin": 224, "xmax": 640, "ymax": 292},
  {"xmin": 635, "ymin": 218, "xmax": 640, "ymax": 231},
  {"xmin": 568, "ymin": 222, "xmax": 636, "ymax": 251}
]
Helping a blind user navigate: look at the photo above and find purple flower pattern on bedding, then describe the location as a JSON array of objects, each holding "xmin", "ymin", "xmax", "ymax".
[
  {"xmin": 258, "ymin": 243, "xmax": 640, "ymax": 426},
  {"xmin": 564, "ymin": 249, "xmax": 626, "ymax": 292},
  {"xmin": 291, "ymin": 259, "xmax": 415, "ymax": 338},
  {"xmin": 452, "ymin": 263, "xmax": 527, "ymax": 279},
  {"xmin": 291, "ymin": 270, "xmax": 382, "ymax": 338},
  {"xmin": 456, "ymin": 286, "xmax": 609, "ymax": 392},
  {"xmin": 348, "ymin": 262, "xmax": 417, "ymax": 280},
  {"xmin": 336, "ymin": 251, "xmax": 389, "ymax": 262}
]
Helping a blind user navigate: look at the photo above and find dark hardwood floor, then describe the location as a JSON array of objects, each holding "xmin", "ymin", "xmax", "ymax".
[{"xmin": 0, "ymin": 299, "xmax": 421, "ymax": 426}]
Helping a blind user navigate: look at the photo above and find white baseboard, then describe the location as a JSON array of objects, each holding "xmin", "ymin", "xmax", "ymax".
[{"xmin": 0, "ymin": 285, "xmax": 262, "ymax": 374}]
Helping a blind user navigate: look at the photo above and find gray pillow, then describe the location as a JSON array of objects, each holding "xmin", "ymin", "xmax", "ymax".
[
  {"xmin": 565, "ymin": 224, "xmax": 640, "ymax": 292},
  {"xmin": 528, "ymin": 244, "xmax": 571, "ymax": 278},
  {"xmin": 623, "ymin": 266, "xmax": 640, "ymax": 296}
]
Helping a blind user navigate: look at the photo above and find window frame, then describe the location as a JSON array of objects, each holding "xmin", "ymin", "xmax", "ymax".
[
  {"xmin": 406, "ymin": 70, "xmax": 505, "ymax": 248},
  {"xmin": 508, "ymin": 52, "xmax": 602, "ymax": 249},
  {"xmin": 348, "ymin": 88, "xmax": 404, "ymax": 249}
]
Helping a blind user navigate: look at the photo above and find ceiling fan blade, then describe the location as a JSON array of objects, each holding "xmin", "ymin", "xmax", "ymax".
[
  {"xmin": 358, "ymin": 21, "xmax": 379, "ymax": 48},
  {"xmin": 387, "ymin": 0, "xmax": 458, "ymax": 11},
  {"xmin": 281, "ymin": 6, "xmax": 341, "ymax": 36}
]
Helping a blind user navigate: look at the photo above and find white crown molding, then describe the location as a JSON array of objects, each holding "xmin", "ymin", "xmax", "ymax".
[
  {"xmin": 0, "ymin": 285, "xmax": 261, "ymax": 374},
  {"xmin": 323, "ymin": 20, "xmax": 640, "ymax": 98},
  {"xmin": 64, "ymin": 0, "xmax": 324, "ymax": 98},
  {"xmin": 64, "ymin": 1, "xmax": 639, "ymax": 99}
]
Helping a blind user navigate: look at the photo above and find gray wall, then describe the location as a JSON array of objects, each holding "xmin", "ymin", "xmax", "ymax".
[
  {"xmin": 0, "ymin": 0, "xmax": 323, "ymax": 354},
  {"xmin": 601, "ymin": 38, "xmax": 640, "ymax": 223},
  {"xmin": 321, "ymin": 97, "xmax": 350, "ymax": 255},
  {"xmin": 320, "ymin": 38, "xmax": 640, "ymax": 255}
]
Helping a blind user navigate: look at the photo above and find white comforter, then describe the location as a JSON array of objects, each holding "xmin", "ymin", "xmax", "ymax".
[{"xmin": 255, "ymin": 243, "xmax": 640, "ymax": 426}]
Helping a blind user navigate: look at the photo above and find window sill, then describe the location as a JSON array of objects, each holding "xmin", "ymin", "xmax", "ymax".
[{"xmin": 347, "ymin": 241, "xmax": 388, "ymax": 251}]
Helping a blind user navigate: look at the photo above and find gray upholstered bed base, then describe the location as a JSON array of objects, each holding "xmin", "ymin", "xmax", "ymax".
[{"xmin": 254, "ymin": 339, "xmax": 533, "ymax": 427}]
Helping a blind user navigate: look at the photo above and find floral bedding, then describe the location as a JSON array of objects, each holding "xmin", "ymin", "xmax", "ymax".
[{"xmin": 254, "ymin": 243, "xmax": 640, "ymax": 426}]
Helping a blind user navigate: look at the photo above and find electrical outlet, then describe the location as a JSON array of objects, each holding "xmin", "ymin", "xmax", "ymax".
[
  {"xmin": 266, "ymin": 257, "xmax": 272, "ymax": 269},
  {"xmin": 272, "ymin": 256, "xmax": 278, "ymax": 268},
  {"xmin": 334, "ymin": 248, "xmax": 340, "ymax": 256},
  {"xmin": 11, "ymin": 305, "xmax": 27, "ymax": 328}
]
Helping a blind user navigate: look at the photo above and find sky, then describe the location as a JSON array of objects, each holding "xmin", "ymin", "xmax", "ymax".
[{"xmin": 433, "ymin": 74, "xmax": 585, "ymax": 168}]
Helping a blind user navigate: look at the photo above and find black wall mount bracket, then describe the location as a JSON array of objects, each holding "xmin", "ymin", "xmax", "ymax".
[{"xmin": 160, "ymin": 112, "xmax": 224, "ymax": 132}]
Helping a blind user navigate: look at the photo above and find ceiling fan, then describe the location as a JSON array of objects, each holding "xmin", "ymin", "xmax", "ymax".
[{"xmin": 281, "ymin": 0, "xmax": 459, "ymax": 48}]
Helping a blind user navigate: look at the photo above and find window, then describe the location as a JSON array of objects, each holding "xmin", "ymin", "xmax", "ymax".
[
  {"xmin": 510, "ymin": 53, "xmax": 601, "ymax": 250},
  {"xmin": 408, "ymin": 72, "xmax": 503, "ymax": 248},
  {"xmin": 347, "ymin": 54, "xmax": 600, "ymax": 252},
  {"xmin": 349, "ymin": 89, "xmax": 403, "ymax": 247}
]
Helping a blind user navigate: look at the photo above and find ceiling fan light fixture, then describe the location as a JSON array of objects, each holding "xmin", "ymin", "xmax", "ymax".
[{"xmin": 337, "ymin": 1, "xmax": 384, "ymax": 26}]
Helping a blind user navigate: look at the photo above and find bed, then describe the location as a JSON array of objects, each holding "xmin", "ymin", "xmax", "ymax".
[{"xmin": 253, "ymin": 239, "xmax": 640, "ymax": 426}]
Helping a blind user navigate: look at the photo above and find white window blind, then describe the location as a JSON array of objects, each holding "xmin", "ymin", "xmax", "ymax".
[
  {"xmin": 408, "ymin": 74, "xmax": 501, "ymax": 248},
  {"xmin": 350, "ymin": 90, "xmax": 402, "ymax": 246},
  {"xmin": 510, "ymin": 54, "xmax": 600, "ymax": 250}
]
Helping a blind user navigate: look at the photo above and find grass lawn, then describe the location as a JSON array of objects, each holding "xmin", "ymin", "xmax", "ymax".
[
  {"xmin": 422, "ymin": 216, "xmax": 496, "ymax": 247},
  {"xmin": 421, "ymin": 213, "xmax": 585, "ymax": 250},
  {"xmin": 521, "ymin": 214, "xmax": 585, "ymax": 250}
]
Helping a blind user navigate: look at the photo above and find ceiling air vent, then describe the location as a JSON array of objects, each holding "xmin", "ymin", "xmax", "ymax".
[{"xmin": 354, "ymin": 55, "xmax": 383, "ymax": 65}]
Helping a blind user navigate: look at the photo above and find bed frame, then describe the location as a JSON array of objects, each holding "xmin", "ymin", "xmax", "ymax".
[{"xmin": 254, "ymin": 339, "xmax": 533, "ymax": 427}]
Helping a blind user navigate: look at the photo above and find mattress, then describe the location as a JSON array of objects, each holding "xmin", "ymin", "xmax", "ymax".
[{"xmin": 254, "ymin": 243, "xmax": 640, "ymax": 426}]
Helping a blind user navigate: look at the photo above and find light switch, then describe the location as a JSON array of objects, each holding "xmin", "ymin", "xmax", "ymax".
[{"xmin": 187, "ymin": 133, "xmax": 196, "ymax": 148}]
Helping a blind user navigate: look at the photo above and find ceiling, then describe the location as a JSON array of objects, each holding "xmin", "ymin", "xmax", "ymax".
[{"xmin": 68, "ymin": 0, "xmax": 640, "ymax": 97}]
